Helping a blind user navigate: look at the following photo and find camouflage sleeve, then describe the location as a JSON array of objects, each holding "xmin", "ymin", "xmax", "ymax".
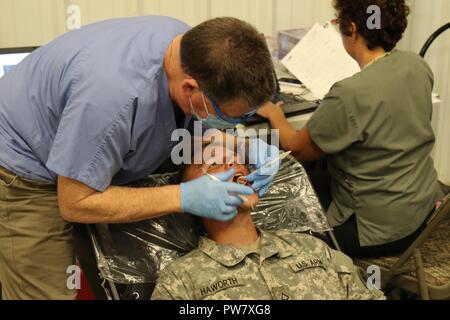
[
  {"xmin": 330, "ymin": 250, "xmax": 386, "ymax": 300},
  {"xmin": 151, "ymin": 268, "xmax": 193, "ymax": 300}
]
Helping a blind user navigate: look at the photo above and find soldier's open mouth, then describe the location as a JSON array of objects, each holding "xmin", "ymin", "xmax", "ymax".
[{"xmin": 233, "ymin": 173, "xmax": 250, "ymax": 186}]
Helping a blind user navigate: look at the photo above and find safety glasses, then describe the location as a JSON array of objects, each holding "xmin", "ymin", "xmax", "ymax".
[{"xmin": 208, "ymin": 95, "xmax": 258, "ymax": 125}]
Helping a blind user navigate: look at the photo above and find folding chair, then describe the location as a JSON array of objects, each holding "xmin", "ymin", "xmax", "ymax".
[
  {"xmin": 354, "ymin": 194, "xmax": 450, "ymax": 300},
  {"xmin": 82, "ymin": 155, "xmax": 335, "ymax": 300}
]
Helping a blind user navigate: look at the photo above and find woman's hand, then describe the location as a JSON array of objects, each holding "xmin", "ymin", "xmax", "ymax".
[{"xmin": 257, "ymin": 101, "xmax": 284, "ymax": 119}]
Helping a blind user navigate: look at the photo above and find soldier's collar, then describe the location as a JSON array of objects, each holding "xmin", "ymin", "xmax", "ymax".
[
  {"xmin": 259, "ymin": 229, "xmax": 297, "ymax": 261},
  {"xmin": 199, "ymin": 237, "xmax": 249, "ymax": 267},
  {"xmin": 198, "ymin": 229, "xmax": 297, "ymax": 267}
]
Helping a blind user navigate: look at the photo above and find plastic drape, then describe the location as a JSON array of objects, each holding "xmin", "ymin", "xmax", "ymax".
[{"xmin": 91, "ymin": 155, "xmax": 330, "ymax": 285}]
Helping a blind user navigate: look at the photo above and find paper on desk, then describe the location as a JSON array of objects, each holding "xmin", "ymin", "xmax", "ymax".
[
  {"xmin": 281, "ymin": 23, "xmax": 360, "ymax": 99},
  {"xmin": 432, "ymin": 93, "xmax": 441, "ymax": 104}
]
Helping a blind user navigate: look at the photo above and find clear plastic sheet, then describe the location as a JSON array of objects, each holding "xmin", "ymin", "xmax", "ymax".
[
  {"xmin": 252, "ymin": 155, "xmax": 331, "ymax": 233},
  {"xmin": 91, "ymin": 155, "xmax": 330, "ymax": 285}
]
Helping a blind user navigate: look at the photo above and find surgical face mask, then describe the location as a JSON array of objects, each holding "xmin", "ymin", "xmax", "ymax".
[{"xmin": 189, "ymin": 93, "xmax": 237, "ymax": 130}]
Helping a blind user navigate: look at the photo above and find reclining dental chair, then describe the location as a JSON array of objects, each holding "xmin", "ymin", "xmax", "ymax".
[{"xmin": 84, "ymin": 155, "xmax": 335, "ymax": 300}]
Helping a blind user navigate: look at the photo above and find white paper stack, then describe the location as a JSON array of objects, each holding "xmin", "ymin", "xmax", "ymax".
[{"xmin": 281, "ymin": 23, "xmax": 360, "ymax": 99}]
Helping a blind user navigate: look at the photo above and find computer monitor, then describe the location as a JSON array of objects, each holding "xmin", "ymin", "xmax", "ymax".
[{"xmin": 0, "ymin": 47, "xmax": 38, "ymax": 78}]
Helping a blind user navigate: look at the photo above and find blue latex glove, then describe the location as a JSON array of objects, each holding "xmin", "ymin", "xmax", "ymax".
[
  {"xmin": 180, "ymin": 169, "xmax": 255, "ymax": 221},
  {"xmin": 246, "ymin": 139, "xmax": 280, "ymax": 196}
]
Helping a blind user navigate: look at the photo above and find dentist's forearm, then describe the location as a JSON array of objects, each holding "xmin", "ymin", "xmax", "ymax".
[{"xmin": 58, "ymin": 176, "xmax": 182, "ymax": 224}]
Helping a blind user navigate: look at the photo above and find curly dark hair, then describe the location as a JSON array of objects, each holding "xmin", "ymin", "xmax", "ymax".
[{"xmin": 333, "ymin": 0, "xmax": 410, "ymax": 51}]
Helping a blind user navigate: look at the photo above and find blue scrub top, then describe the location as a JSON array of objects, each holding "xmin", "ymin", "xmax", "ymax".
[{"xmin": 0, "ymin": 16, "xmax": 191, "ymax": 191}]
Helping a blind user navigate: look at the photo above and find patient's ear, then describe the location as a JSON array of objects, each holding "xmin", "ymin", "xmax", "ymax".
[
  {"xmin": 179, "ymin": 164, "xmax": 199, "ymax": 183},
  {"xmin": 179, "ymin": 164, "xmax": 190, "ymax": 183}
]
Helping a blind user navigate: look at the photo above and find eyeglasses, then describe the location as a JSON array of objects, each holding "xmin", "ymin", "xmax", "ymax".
[{"xmin": 207, "ymin": 95, "xmax": 258, "ymax": 125}]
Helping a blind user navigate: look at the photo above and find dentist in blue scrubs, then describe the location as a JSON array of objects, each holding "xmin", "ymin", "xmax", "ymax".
[{"xmin": 0, "ymin": 16, "xmax": 279, "ymax": 299}]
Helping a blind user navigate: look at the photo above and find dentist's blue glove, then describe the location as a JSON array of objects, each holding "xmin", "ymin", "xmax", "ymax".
[
  {"xmin": 246, "ymin": 139, "xmax": 280, "ymax": 197},
  {"xmin": 180, "ymin": 169, "xmax": 255, "ymax": 222}
]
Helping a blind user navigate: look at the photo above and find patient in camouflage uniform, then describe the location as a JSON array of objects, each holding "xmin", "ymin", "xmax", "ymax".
[{"xmin": 151, "ymin": 155, "xmax": 385, "ymax": 300}]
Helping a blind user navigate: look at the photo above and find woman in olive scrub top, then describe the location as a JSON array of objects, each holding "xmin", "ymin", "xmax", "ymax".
[{"xmin": 258, "ymin": 0, "xmax": 441, "ymax": 258}]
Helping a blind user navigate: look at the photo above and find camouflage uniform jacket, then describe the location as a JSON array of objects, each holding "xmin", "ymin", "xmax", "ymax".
[{"xmin": 151, "ymin": 229, "xmax": 385, "ymax": 300}]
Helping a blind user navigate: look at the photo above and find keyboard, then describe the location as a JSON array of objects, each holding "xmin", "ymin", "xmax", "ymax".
[{"xmin": 244, "ymin": 93, "xmax": 320, "ymax": 126}]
